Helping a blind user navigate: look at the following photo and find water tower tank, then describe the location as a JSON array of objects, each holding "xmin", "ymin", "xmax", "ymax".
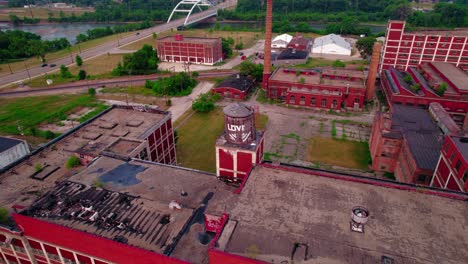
[{"xmin": 223, "ymin": 103, "xmax": 256, "ymax": 145}]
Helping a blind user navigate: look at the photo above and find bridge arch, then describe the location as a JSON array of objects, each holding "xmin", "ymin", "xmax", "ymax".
[{"xmin": 167, "ymin": 0, "xmax": 215, "ymax": 26}]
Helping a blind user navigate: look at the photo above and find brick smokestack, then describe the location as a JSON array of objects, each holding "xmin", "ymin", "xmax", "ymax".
[
  {"xmin": 365, "ymin": 41, "xmax": 382, "ymax": 101},
  {"xmin": 262, "ymin": 0, "xmax": 273, "ymax": 90}
]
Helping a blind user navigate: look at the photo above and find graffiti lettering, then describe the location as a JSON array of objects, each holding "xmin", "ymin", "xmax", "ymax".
[{"xmin": 227, "ymin": 124, "xmax": 245, "ymax": 132}]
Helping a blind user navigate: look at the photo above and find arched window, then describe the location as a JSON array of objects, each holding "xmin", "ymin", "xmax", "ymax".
[
  {"xmin": 321, "ymin": 99, "xmax": 327, "ymax": 107},
  {"xmin": 311, "ymin": 97, "xmax": 316, "ymax": 106},
  {"xmin": 332, "ymin": 100, "xmax": 338, "ymax": 108},
  {"xmin": 299, "ymin": 96, "xmax": 306, "ymax": 105},
  {"xmin": 289, "ymin": 95, "xmax": 296, "ymax": 104}
]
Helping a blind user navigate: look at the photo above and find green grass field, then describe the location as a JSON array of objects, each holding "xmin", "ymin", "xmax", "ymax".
[
  {"xmin": 0, "ymin": 94, "xmax": 106, "ymax": 136},
  {"xmin": 175, "ymin": 107, "xmax": 268, "ymax": 172},
  {"xmin": 0, "ymin": 7, "xmax": 91, "ymax": 20},
  {"xmin": 306, "ymin": 137, "xmax": 370, "ymax": 170}
]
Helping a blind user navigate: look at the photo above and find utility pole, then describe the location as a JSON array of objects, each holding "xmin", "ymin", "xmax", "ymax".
[
  {"xmin": 23, "ymin": 62, "xmax": 31, "ymax": 82},
  {"xmin": 7, "ymin": 63, "xmax": 13, "ymax": 74}
]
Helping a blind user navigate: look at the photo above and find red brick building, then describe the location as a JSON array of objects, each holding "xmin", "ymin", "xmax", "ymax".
[
  {"xmin": 369, "ymin": 103, "xmax": 444, "ymax": 184},
  {"xmin": 286, "ymin": 34, "xmax": 312, "ymax": 52},
  {"xmin": 431, "ymin": 136, "xmax": 468, "ymax": 192},
  {"xmin": 380, "ymin": 20, "xmax": 468, "ymax": 72},
  {"xmin": 212, "ymin": 74, "xmax": 255, "ymax": 100},
  {"xmin": 157, "ymin": 35, "xmax": 223, "ymax": 65},
  {"xmin": 267, "ymin": 68, "xmax": 366, "ymax": 110},
  {"xmin": 381, "ymin": 62, "xmax": 468, "ymax": 122},
  {"xmin": 70, "ymin": 105, "xmax": 176, "ymax": 166}
]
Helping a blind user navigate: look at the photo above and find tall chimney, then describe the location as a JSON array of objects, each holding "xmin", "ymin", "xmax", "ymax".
[
  {"xmin": 262, "ymin": 0, "xmax": 273, "ymax": 90},
  {"xmin": 365, "ymin": 41, "xmax": 382, "ymax": 101}
]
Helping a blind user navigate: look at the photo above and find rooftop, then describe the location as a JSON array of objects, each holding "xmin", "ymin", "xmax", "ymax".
[
  {"xmin": 287, "ymin": 36, "xmax": 311, "ymax": 48},
  {"xmin": 158, "ymin": 35, "xmax": 220, "ymax": 44},
  {"xmin": 391, "ymin": 104, "xmax": 443, "ymax": 170},
  {"xmin": 276, "ymin": 49, "xmax": 309, "ymax": 60},
  {"xmin": 430, "ymin": 62, "xmax": 468, "ymax": 91},
  {"xmin": 0, "ymin": 136, "xmax": 23, "ymax": 153},
  {"xmin": 270, "ymin": 68, "xmax": 365, "ymax": 88},
  {"xmin": 313, "ymin": 33, "xmax": 351, "ymax": 50},
  {"xmin": 20, "ymin": 156, "xmax": 238, "ymax": 262},
  {"xmin": 215, "ymin": 74, "xmax": 254, "ymax": 92},
  {"xmin": 219, "ymin": 164, "xmax": 468, "ymax": 264},
  {"xmin": 0, "ymin": 105, "xmax": 169, "ymax": 209}
]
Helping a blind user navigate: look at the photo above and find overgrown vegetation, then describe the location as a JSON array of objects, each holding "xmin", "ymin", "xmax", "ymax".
[
  {"xmin": 192, "ymin": 93, "xmax": 221, "ymax": 113},
  {"xmin": 239, "ymin": 61, "xmax": 264, "ymax": 81},
  {"xmin": 435, "ymin": 82, "xmax": 448, "ymax": 97},
  {"xmin": 112, "ymin": 44, "xmax": 158, "ymax": 76},
  {"xmin": 356, "ymin": 37, "xmax": 377, "ymax": 59},
  {"xmin": 145, "ymin": 72, "xmax": 197, "ymax": 96},
  {"xmin": 66, "ymin": 156, "xmax": 81, "ymax": 169},
  {"xmin": 0, "ymin": 94, "xmax": 105, "ymax": 137},
  {"xmin": 0, "ymin": 207, "xmax": 10, "ymax": 225},
  {"xmin": 76, "ymin": 21, "xmax": 153, "ymax": 42},
  {"xmin": 332, "ymin": 60, "xmax": 346, "ymax": 68}
]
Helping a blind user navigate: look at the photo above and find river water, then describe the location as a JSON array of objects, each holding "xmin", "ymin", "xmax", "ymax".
[{"xmin": 0, "ymin": 23, "xmax": 120, "ymax": 44}]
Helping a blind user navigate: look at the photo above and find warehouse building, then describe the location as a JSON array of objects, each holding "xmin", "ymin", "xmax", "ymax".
[
  {"xmin": 157, "ymin": 35, "xmax": 223, "ymax": 65},
  {"xmin": 312, "ymin": 34, "xmax": 352, "ymax": 56},
  {"xmin": 212, "ymin": 74, "xmax": 255, "ymax": 100},
  {"xmin": 267, "ymin": 67, "xmax": 366, "ymax": 110},
  {"xmin": 271, "ymin": 33, "xmax": 293, "ymax": 49}
]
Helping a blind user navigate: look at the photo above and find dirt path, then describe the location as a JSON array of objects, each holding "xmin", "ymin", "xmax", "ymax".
[{"xmin": 169, "ymin": 81, "xmax": 215, "ymax": 122}]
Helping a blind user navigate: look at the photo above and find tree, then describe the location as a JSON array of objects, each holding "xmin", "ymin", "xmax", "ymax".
[
  {"xmin": 239, "ymin": 61, "xmax": 263, "ymax": 81},
  {"xmin": 235, "ymin": 42, "xmax": 244, "ymax": 50},
  {"xmin": 66, "ymin": 156, "xmax": 81, "ymax": 169},
  {"xmin": 192, "ymin": 93, "xmax": 218, "ymax": 113},
  {"xmin": 115, "ymin": 44, "xmax": 158, "ymax": 75},
  {"xmin": 88, "ymin": 87, "xmax": 96, "ymax": 96},
  {"xmin": 221, "ymin": 37, "xmax": 233, "ymax": 58},
  {"xmin": 76, "ymin": 55, "xmax": 83, "ymax": 66},
  {"xmin": 356, "ymin": 37, "xmax": 377, "ymax": 59},
  {"xmin": 78, "ymin": 70, "xmax": 87, "ymax": 80},
  {"xmin": 60, "ymin": 65, "xmax": 73, "ymax": 78}
]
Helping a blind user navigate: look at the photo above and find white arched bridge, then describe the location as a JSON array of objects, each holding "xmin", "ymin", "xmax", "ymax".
[{"xmin": 167, "ymin": 0, "xmax": 230, "ymax": 26}]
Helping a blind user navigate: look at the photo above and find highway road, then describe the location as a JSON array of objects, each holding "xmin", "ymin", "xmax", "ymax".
[{"xmin": 0, "ymin": 0, "xmax": 237, "ymax": 88}]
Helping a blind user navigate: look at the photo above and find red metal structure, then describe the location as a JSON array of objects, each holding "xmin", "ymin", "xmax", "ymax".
[
  {"xmin": 157, "ymin": 35, "xmax": 223, "ymax": 65},
  {"xmin": 267, "ymin": 68, "xmax": 366, "ymax": 110},
  {"xmin": 380, "ymin": 20, "xmax": 468, "ymax": 72}
]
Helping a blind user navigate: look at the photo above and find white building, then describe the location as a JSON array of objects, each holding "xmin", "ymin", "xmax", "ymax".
[
  {"xmin": 271, "ymin": 34, "xmax": 293, "ymax": 49},
  {"xmin": 0, "ymin": 136, "xmax": 30, "ymax": 169},
  {"xmin": 312, "ymin": 34, "xmax": 352, "ymax": 56}
]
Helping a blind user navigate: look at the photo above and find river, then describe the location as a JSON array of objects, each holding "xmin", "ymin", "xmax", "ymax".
[{"xmin": 0, "ymin": 23, "xmax": 120, "ymax": 44}]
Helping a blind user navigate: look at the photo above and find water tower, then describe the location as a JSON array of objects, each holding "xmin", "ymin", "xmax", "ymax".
[{"xmin": 216, "ymin": 103, "xmax": 265, "ymax": 183}]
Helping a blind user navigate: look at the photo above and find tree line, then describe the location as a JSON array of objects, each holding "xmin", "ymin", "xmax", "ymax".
[{"xmin": 0, "ymin": 30, "xmax": 70, "ymax": 63}]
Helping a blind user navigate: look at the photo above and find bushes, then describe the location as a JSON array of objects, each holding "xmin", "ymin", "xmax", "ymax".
[
  {"xmin": 192, "ymin": 93, "xmax": 220, "ymax": 113},
  {"xmin": 146, "ymin": 72, "xmax": 197, "ymax": 96},
  {"xmin": 60, "ymin": 65, "xmax": 73, "ymax": 78},
  {"xmin": 66, "ymin": 156, "xmax": 81, "ymax": 169},
  {"xmin": 112, "ymin": 44, "xmax": 159, "ymax": 76},
  {"xmin": 78, "ymin": 70, "xmax": 87, "ymax": 80}
]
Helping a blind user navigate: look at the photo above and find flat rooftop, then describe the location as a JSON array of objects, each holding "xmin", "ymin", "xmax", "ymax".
[
  {"xmin": 270, "ymin": 68, "xmax": 365, "ymax": 88},
  {"xmin": 21, "ymin": 156, "xmax": 238, "ymax": 262},
  {"xmin": 0, "ymin": 105, "xmax": 169, "ymax": 210},
  {"xmin": 430, "ymin": 62, "xmax": 468, "ymax": 91},
  {"xmin": 219, "ymin": 165, "xmax": 468, "ymax": 264},
  {"xmin": 158, "ymin": 35, "xmax": 220, "ymax": 44}
]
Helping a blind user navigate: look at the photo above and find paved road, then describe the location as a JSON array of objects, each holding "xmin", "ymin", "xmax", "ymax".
[{"xmin": 0, "ymin": 0, "xmax": 237, "ymax": 88}]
